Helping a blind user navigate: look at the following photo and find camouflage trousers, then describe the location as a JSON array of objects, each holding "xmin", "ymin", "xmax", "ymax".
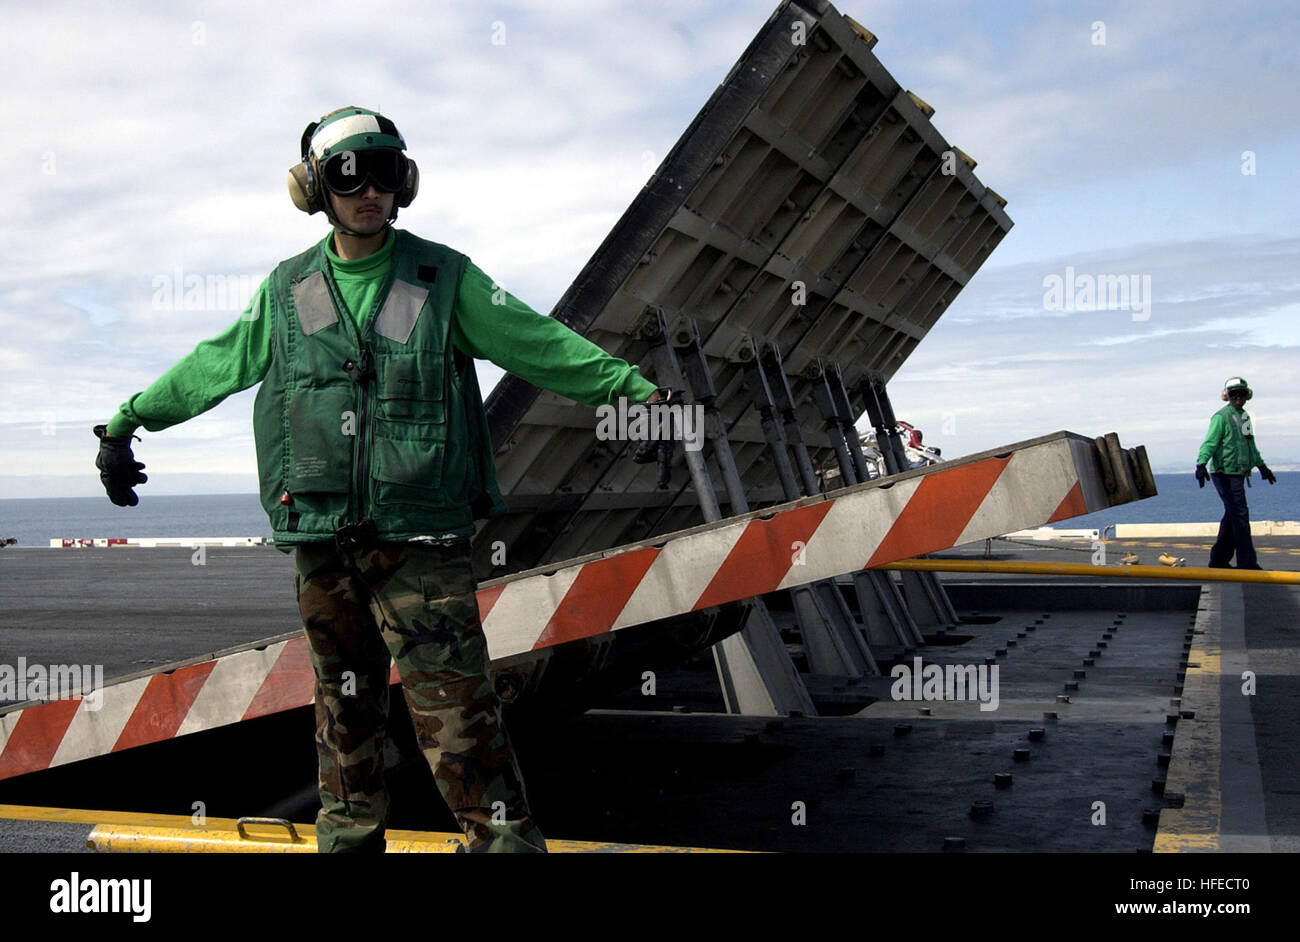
[{"xmin": 293, "ymin": 539, "xmax": 546, "ymax": 853}]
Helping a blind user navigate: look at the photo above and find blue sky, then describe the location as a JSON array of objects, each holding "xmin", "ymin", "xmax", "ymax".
[{"xmin": 2, "ymin": 0, "xmax": 1298, "ymax": 499}]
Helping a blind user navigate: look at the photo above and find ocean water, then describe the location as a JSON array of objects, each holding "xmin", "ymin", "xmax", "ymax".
[
  {"xmin": 0, "ymin": 473, "xmax": 1295, "ymax": 548},
  {"xmin": 1046, "ymin": 471, "xmax": 1298, "ymax": 531},
  {"xmin": 0, "ymin": 494, "xmax": 271, "ymax": 548}
]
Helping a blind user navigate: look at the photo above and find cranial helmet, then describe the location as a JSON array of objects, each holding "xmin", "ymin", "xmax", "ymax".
[
  {"xmin": 1221, "ymin": 376, "xmax": 1253, "ymax": 401},
  {"xmin": 286, "ymin": 106, "xmax": 420, "ymax": 235}
]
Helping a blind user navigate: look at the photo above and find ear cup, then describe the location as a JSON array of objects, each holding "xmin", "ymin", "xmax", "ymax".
[
  {"xmin": 399, "ymin": 158, "xmax": 419, "ymax": 208},
  {"xmin": 287, "ymin": 162, "xmax": 317, "ymax": 213}
]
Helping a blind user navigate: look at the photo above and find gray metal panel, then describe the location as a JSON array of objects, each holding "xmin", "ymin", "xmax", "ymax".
[{"xmin": 479, "ymin": 0, "xmax": 1013, "ymax": 576}]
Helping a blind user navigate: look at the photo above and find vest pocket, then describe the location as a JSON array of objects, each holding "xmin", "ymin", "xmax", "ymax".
[
  {"xmin": 285, "ymin": 384, "xmax": 355, "ymax": 494},
  {"xmin": 377, "ymin": 350, "xmax": 444, "ymax": 423},
  {"xmin": 372, "ymin": 418, "xmax": 463, "ymax": 506}
]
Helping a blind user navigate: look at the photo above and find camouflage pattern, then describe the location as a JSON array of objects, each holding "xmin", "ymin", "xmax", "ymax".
[{"xmin": 294, "ymin": 539, "xmax": 546, "ymax": 853}]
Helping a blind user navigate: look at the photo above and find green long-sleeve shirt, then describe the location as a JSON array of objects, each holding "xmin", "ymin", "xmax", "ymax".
[{"xmin": 105, "ymin": 229, "xmax": 655, "ymax": 436}]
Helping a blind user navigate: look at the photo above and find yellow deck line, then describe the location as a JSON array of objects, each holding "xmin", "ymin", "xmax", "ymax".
[
  {"xmin": 1153, "ymin": 586, "xmax": 1223, "ymax": 852},
  {"xmin": 0, "ymin": 804, "xmax": 224, "ymax": 828}
]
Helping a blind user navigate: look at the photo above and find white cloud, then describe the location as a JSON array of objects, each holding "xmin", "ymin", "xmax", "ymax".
[
  {"xmin": 1199, "ymin": 305, "xmax": 1300, "ymax": 348},
  {"xmin": 3, "ymin": 0, "xmax": 1299, "ymax": 497}
]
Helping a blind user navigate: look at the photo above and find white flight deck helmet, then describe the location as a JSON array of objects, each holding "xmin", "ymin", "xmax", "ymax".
[
  {"xmin": 286, "ymin": 106, "xmax": 420, "ymax": 237},
  {"xmin": 1221, "ymin": 377, "xmax": 1253, "ymax": 402}
]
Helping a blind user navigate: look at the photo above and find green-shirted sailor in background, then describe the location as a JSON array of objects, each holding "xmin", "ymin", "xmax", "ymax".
[
  {"xmin": 93, "ymin": 106, "xmax": 663, "ymax": 853},
  {"xmin": 1195, "ymin": 376, "xmax": 1277, "ymax": 570}
]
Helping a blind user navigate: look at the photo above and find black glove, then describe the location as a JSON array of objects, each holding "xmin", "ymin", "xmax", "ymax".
[
  {"xmin": 1195, "ymin": 464, "xmax": 1209, "ymax": 488},
  {"xmin": 631, "ymin": 389, "xmax": 681, "ymax": 489},
  {"xmin": 631, "ymin": 388, "xmax": 675, "ymax": 464},
  {"xmin": 1259, "ymin": 464, "xmax": 1277, "ymax": 485},
  {"xmin": 94, "ymin": 425, "xmax": 147, "ymax": 506}
]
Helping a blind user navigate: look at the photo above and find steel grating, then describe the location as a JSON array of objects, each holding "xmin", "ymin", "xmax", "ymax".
[{"xmin": 478, "ymin": 0, "xmax": 1013, "ymax": 575}]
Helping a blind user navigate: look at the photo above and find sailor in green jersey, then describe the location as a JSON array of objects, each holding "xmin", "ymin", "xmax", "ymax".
[
  {"xmin": 93, "ymin": 106, "xmax": 665, "ymax": 853},
  {"xmin": 1195, "ymin": 376, "xmax": 1277, "ymax": 570}
]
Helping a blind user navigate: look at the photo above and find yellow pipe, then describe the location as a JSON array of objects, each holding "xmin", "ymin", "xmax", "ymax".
[
  {"xmin": 85, "ymin": 824, "xmax": 745, "ymax": 853},
  {"xmin": 85, "ymin": 824, "xmax": 463, "ymax": 853},
  {"xmin": 0, "ymin": 803, "xmax": 221, "ymax": 828},
  {"xmin": 878, "ymin": 558, "xmax": 1300, "ymax": 584},
  {"xmin": 0, "ymin": 804, "xmax": 745, "ymax": 853},
  {"xmin": 90, "ymin": 825, "xmax": 315, "ymax": 853}
]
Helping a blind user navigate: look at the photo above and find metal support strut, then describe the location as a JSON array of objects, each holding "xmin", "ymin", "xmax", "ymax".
[
  {"xmin": 643, "ymin": 310, "xmax": 816, "ymax": 717},
  {"xmin": 810, "ymin": 359, "xmax": 924, "ymax": 648},
  {"xmin": 859, "ymin": 378, "xmax": 960, "ymax": 630},
  {"xmin": 745, "ymin": 340, "xmax": 877, "ymax": 676}
]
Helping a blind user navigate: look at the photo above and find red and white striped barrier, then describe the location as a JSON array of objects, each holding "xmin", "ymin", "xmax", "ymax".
[
  {"xmin": 1, "ymin": 431, "xmax": 1124, "ymax": 781},
  {"xmin": 0, "ymin": 638, "xmax": 400, "ymax": 782},
  {"xmin": 477, "ymin": 431, "xmax": 1104, "ymax": 660}
]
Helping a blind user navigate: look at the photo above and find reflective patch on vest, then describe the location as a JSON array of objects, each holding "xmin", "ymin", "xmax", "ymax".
[
  {"xmin": 373, "ymin": 279, "xmax": 429, "ymax": 345},
  {"xmin": 291, "ymin": 271, "xmax": 339, "ymax": 336}
]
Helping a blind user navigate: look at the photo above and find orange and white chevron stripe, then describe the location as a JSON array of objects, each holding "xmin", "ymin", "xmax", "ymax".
[{"xmin": 477, "ymin": 433, "xmax": 1102, "ymax": 659}]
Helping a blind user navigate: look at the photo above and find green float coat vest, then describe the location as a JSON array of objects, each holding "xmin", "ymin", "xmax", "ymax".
[
  {"xmin": 1197, "ymin": 403, "xmax": 1264, "ymax": 476},
  {"xmin": 253, "ymin": 231, "xmax": 506, "ymax": 547}
]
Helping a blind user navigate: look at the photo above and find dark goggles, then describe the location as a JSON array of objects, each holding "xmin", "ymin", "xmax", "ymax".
[{"xmin": 320, "ymin": 148, "xmax": 407, "ymax": 195}]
